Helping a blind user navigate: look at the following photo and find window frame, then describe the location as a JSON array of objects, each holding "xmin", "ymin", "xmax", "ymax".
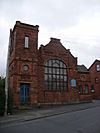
[
  {"xmin": 24, "ymin": 36, "xmax": 29, "ymax": 48},
  {"xmin": 44, "ymin": 59, "xmax": 68, "ymax": 91},
  {"xmin": 96, "ymin": 64, "xmax": 100, "ymax": 72}
]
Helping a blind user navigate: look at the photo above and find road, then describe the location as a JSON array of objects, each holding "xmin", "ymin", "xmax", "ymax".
[{"xmin": 0, "ymin": 106, "xmax": 100, "ymax": 133}]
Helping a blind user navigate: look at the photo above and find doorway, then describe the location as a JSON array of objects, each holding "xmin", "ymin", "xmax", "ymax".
[{"xmin": 20, "ymin": 83, "xmax": 30, "ymax": 104}]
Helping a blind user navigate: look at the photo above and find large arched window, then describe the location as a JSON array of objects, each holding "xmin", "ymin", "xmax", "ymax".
[{"xmin": 44, "ymin": 59, "xmax": 68, "ymax": 91}]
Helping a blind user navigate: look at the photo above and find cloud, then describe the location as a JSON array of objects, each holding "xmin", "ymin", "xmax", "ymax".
[
  {"xmin": 0, "ymin": 0, "xmax": 100, "ymax": 75},
  {"xmin": 1, "ymin": 0, "xmax": 100, "ymax": 30}
]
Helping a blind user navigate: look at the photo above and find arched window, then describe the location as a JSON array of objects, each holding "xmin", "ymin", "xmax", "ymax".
[
  {"xmin": 84, "ymin": 85, "xmax": 89, "ymax": 94},
  {"xmin": 44, "ymin": 59, "xmax": 68, "ymax": 91},
  {"xmin": 79, "ymin": 86, "xmax": 83, "ymax": 94}
]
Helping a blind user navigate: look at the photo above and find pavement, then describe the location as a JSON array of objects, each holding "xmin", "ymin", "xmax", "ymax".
[{"xmin": 0, "ymin": 100, "xmax": 100, "ymax": 127}]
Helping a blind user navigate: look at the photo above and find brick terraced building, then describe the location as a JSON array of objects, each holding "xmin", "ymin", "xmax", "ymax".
[
  {"xmin": 89, "ymin": 60, "xmax": 100, "ymax": 99},
  {"xmin": 6, "ymin": 21, "xmax": 98, "ymax": 108}
]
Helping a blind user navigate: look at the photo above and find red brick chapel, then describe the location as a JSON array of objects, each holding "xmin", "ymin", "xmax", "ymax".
[{"xmin": 6, "ymin": 21, "xmax": 99, "ymax": 108}]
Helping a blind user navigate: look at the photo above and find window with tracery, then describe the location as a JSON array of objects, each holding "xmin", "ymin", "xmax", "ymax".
[{"xmin": 44, "ymin": 59, "xmax": 68, "ymax": 91}]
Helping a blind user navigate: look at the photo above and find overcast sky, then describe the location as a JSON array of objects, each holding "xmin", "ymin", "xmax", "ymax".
[{"xmin": 0, "ymin": 0, "xmax": 100, "ymax": 76}]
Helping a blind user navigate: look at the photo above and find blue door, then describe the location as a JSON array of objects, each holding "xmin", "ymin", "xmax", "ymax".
[{"xmin": 20, "ymin": 84, "xmax": 30, "ymax": 104}]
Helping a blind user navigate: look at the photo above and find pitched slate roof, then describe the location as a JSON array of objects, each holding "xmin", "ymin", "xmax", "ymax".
[
  {"xmin": 89, "ymin": 59, "xmax": 100, "ymax": 70},
  {"xmin": 77, "ymin": 65, "xmax": 89, "ymax": 73}
]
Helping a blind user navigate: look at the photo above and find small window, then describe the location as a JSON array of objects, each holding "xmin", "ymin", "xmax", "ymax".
[
  {"xmin": 96, "ymin": 64, "xmax": 100, "ymax": 71},
  {"xmin": 95, "ymin": 77, "xmax": 99, "ymax": 83},
  {"xmin": 24, "ymin": 36, "xmax": 29, "ymax": 48}
]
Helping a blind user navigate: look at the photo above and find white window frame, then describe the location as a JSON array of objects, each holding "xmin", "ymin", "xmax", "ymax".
[
  {"xmin": 24, "ymin": 36, "xmax": 29, "ymax": 48},
  {"xmin": 96, "ymin": 64, "xmax": 100, "ymax": 71}
]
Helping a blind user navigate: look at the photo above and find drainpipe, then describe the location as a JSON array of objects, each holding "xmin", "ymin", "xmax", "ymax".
[{"xmin": 5, "ymin": 33, "xmax": 11, "ymax": 115}]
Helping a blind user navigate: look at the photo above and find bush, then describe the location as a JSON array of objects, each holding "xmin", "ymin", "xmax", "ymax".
[
  {"xmin": 7, "ymin": 89, "xmax": 13, "ymax": 115},
  {"xmin": 0, "ymin": 78, "xmax": 5, "ymax": 116}
]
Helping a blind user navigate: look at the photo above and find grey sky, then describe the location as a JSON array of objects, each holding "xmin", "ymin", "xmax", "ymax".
[{"xmin": 0, "ymin": 0, "xmax": 100, "ymax": 76}]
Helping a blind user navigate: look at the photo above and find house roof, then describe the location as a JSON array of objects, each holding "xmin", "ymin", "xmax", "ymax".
[
  {"xmin": 77, "ymin": 65, "xmax": 89, "ymax": 73},
  {"xmin": 89, "ymin": 59, "xmax": 100, "ymax": 70}
]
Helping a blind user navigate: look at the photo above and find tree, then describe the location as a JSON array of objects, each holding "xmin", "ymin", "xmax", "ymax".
[
  {"xmin": 7, "ymin": 88, "xmax": 13, "ymax": 115},
  {"xmin": 0, "ymin": 77, "xmax": 5, "ymax": 116}
]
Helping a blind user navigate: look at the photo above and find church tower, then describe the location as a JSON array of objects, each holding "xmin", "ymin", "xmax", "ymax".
[{"xmin": 8, "ymin": 21, "xmax": 39, "ymax": 107}]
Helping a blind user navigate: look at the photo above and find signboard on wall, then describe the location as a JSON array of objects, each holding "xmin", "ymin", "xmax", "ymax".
[{"xmin": 70, "ymin": 79, "xmax": 76, "ymax": 87}]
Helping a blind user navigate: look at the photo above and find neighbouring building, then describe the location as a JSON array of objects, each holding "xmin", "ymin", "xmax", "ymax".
[
  {"xmin": 89, "ymin": 60, "xmax": 100, "ymax": 99},
  {"xmin": 6, "ymin": 21, "xmax": 94, "ymax": 109},
  {"xmin": 77, "ymin": 65, "xmax": 92, "ymax": 101}
]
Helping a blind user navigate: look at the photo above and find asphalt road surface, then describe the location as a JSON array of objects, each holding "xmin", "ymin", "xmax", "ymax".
[{"xmin": 0, "ymin": 106, "xmax": 100, "ymax": 133}]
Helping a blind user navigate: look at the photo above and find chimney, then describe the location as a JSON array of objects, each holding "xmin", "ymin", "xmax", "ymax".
[{"xmin": 50, "ymin": 38, "xmax": 60, "ymax": 43}]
